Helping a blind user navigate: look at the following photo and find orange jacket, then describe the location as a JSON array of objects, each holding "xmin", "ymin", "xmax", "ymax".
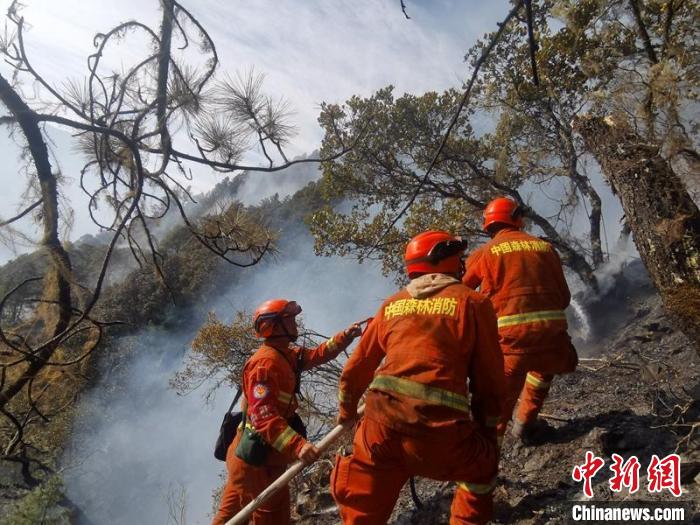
[
  {"xmin": 463, "ymin": 228, "xmax": 571, "ymax": 355},
  {"xmin": 242, "ymin": 330, "xmax": 352, "ymax": 465},
  {"xmin": 338, "ymin": 274, "xmax": 504, "ymax": 437}
]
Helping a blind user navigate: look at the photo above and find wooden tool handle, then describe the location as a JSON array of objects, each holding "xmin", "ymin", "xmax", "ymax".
[{"xmin": 226, "ymin": 405, "xmax": 364, "ymax": 525}]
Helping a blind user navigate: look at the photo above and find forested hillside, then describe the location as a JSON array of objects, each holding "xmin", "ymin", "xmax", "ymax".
[
  {"xmin": 0, "ymin": 0, "xmax": 697, "ymax": 524},
  {"xmin": 0, "ymin": 170, "xmax": 328, "ymax": 522}
]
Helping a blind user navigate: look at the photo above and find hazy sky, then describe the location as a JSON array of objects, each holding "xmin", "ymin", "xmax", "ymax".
[
  {"xmin": 0, "ymin": 4, "xmax": 624, "ymax": 521},
  {"xmin": 0, "ymin": 0, "xmax": 510, "ymax": 159},
  {"xmin": 0, "ymin": 0, "xmax": 511, "ymax": 261}
]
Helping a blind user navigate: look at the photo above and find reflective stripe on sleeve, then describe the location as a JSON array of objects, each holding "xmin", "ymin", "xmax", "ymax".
[
  {"xmin": 326, "ymin": 337, "xmax": 337, "ymax": 351},
  {"xmin": 338, "ymin": 389, "xmax": 351, "ymax": 403},
  {"xmin": 271, "ymin": 425, "xmax": 300, "ymax": 452},
  {"xmin": 525, "ymin": 373, "xmax": 551, "ymax": 390},
  {"xmin": 369, "ymin": 375, "xmax": 470, "ymax": 413},
  {"xmin": 456, "ymin": 479, "xmax": 496, "ymax": 494},
  {"xmin": 277, "ymin": 390, "xmax": 294, "ymax": 404},
  {"xmin": 497, "ymin": 310, "xmax": 566, "ymax": 328}
]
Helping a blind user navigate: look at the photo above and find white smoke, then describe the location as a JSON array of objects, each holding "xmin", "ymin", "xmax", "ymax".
[
  {"xmin": 234, "ymin": 154, "xmax": 322, "ymax": 206},
  {"xmin": 62, "ymin": 231, "xmax": 395, "ymax": 525},
  {"xmin": 589, "ymin": 234, "xmax": 641, "ymax": 297},
  {"xmin": 567, "ymin": 297, "xmax": 592, "ymax": 343}
]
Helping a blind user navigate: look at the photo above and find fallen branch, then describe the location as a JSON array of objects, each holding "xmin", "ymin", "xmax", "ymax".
[
  {"xmin": 578, "ymin": 354, "xmax": 638, "ymax": 372},
  {"xmin": 674, "ymin": 422, "xmax": 699, "ymax": 454},
  {"xmin": 538, "ymin": 412, "xmax": 571, "ymax": 423},
  {"xmin": 650, "ymin": 421, "xmax": 699, "ymax": 430}
]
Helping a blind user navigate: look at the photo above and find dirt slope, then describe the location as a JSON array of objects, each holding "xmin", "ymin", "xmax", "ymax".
[{"xmin": 295, "ymin": 265, "xmax": 700, "ymax": 524}]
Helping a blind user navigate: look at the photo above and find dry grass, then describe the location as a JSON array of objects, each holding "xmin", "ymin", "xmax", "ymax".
[{"xmin": 664, "ymin": 284, "xmax": 700, "ymax": 352}]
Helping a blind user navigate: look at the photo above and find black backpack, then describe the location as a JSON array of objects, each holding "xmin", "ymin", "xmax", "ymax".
[{"xmin": 213, "ymin": 387, "xmax": 243, "ymax": 461}]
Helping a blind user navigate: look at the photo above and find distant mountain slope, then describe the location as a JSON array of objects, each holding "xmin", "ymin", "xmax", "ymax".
[{"xmin": 0, "ymin": 161, "xmax": 328, "ymax": 520}]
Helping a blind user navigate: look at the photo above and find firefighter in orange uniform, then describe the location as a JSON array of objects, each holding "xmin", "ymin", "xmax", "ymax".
[
  {"xmin": 463, "ymin": 197, "xmax": 578, "ymax": 445},
  {"xmin": 332, "ymin": 231, "xmax": 505, "ymax": 524},
  {"xmin": 212, "ymin": 299, "xmax": 362, "ymax": 525}
]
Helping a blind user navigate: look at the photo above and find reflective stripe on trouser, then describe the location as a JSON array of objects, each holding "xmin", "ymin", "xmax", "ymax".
[
  {"xmin": 369, "ymin": 375, "xmax": 470, "ymax": 413},
  {"xmin": 515, "ymin": 372, "xmax": 552, "ymax": 425},
  {"xmin": 331, "ymin": 417, "xmax": 497, "ymax": 524},
  {"xmin": 497, "ymin": 309, "xmax": 566, "ymax": 328},
  {"xmin": 496, "ymin": 349, "xmax": 576, "ymax": 436},
  {"xmin": 525, "ymin": 372, "xmax": 551, "ymax": 390},
  {"xmin": 456, "ymin": 479, "xmax": 497, "ymax": 494},
  {"xmin": 497, "ymin": 371, "xmax": 554, "ymax": 435}
]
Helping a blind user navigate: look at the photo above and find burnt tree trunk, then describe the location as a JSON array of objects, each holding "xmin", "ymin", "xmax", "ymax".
[
  {"xmin": 0, "ymin": 73, "xmax": 73, "ymax": 410},
  {"xmin": 574, "ymin": 115, "xmax": 700, "ymax": 351}
]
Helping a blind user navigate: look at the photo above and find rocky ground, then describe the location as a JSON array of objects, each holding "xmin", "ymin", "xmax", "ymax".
[{"xmin": 293, "ymin": 264, "xmax": 700, "ymax": 524}]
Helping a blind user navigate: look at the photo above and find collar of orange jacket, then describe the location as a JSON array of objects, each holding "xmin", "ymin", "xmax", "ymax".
[
  {"xmin": 262, "ymin": 339, "xmax": 293, "ymax": 354},
  {"xmin": 406, "ymin": 273, "xmax": 460, "ymax": 299},
  {"xmin": 492, "ymin": 226, "xmax": 520, "ymax": 238}
]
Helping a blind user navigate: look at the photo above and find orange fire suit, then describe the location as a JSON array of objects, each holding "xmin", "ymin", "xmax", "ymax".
[
  {"xmin": 212, "ymin": 331, "xmax": 354, "ymax": 525},
  {"xmin": 332, "ymin": 274, "xmax": 505, "ymax": 524},
  {"xmin": 463, "ymin": 227, "xmax": 577, "ymax": 440}
]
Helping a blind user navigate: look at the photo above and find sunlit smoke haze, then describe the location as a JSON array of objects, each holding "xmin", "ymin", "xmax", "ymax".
[
  {"xmin": 62, "ymin": 228, "xmax": 395, "ymax": 525},
  {"xmin": 234, "ymin": 154, "xmax": 322, "ymax": 207}
]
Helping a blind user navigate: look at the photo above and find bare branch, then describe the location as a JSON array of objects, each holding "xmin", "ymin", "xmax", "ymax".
[
  {"xmin": 366, "ymin": 0, "xmax": 525, "ymax": 256},
  {"xmin": 524, "ymin": 0, "xmax": 540, "ymax": 86},
  {"xmin": 628, "ymin": 0, "xmax": 658, "ymax": 64},
  {"xmin": 0, "ymin": 198, "xmax": 42, "ymax": 227},
  {"xmin": 400, "ymin": 0, "xmax": 411, "ymax": 19}
]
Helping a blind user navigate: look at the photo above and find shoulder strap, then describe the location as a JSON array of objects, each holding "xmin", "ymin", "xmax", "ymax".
[
  {"xmin": 294, "ymin": 349, "xmax": 304, "ymax": 395},
  {"xmin": 267, "ymin": 344, "xmax": 304, "ymax": 401},
  {"xmin": 227, "ymin": 386, "xmax": 243, "ymax": 414}
]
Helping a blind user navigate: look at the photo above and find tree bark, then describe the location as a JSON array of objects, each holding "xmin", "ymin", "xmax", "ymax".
[
  {"xmin": 0, "ymin": 73, "xmax": 73, "ymax": 409},
  {"xmin": 574, "ymin": 115, "xmax": 700, "ymax": 351},
  {"xmin": 525, "ymin": 207, "xmax": 599, "ymax": 291}
]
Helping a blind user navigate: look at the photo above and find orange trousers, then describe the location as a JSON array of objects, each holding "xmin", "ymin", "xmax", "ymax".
[
  {"xmin": 212, "ymin": 432, "xmax": 289, "ymax": 525},
  {"xmin": 331, "ymin": 416, "xmax": 498, "ymax": 524},
  {"xmin": 497, "ymin": 345, "xmax": 578, "ymax": 439}
]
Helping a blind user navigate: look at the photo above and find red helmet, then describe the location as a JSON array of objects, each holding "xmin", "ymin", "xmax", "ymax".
[
  {"xmin": 482, "ymin": 197, "xmax": 524, "ymax": 231},
  {"xmin": 253, "ymin": 299, "xmax": 302, "ymax": 338},
  {"xmin": 404, "ymin": 231, "xmax": 468, "ymax": 279}
]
